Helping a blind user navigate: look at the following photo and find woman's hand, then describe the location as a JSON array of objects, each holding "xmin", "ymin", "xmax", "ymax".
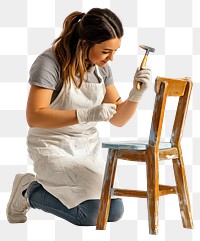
[
  {"xmin": 128, "ymin": 66, "xmax": 151, "ymax": 102},
  {"xmin": 77, "ymin": 103, "xmax": 116, "ymax": 124}
]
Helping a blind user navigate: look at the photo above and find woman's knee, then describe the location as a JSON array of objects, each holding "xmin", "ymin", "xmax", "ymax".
[
  {"xmin": 108, "ymin": 198, "xmax": 124, "ymax": 222},
  {"xmin": 76, "ymin": 200, "xmax": 100, "ymax": 226},
  {"xmin": 77, "ymin": 198, "xmax": 124, "ymax": 225}
]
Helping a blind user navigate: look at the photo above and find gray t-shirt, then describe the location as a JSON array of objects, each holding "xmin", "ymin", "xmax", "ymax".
[{"xmin": 29, "ymin": 48, "xmax": 114, "ymax": 103}]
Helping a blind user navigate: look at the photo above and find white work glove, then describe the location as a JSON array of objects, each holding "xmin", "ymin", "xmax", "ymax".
[
  {"xmin": 128, "ymin": 66, "xmax": 151, "ymax": 102},
  {"xmin": 76, "ymin": 103, "xmax": 117, "ymax": 124}
]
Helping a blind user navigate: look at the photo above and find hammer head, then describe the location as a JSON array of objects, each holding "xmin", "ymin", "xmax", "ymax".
[{"xmin": 139, "ymin": 45, "xmax": 155, "ymax": 55}]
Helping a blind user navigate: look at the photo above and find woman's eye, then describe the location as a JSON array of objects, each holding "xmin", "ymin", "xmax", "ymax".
[{"xmin": 102, "ymin": 52, "xmax": 110, "ymax": 54}]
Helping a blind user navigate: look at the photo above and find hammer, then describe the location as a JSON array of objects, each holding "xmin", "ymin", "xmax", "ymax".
[{"xmin": 136, "ymin": 45, "xmax": 155, "ymax": 90}]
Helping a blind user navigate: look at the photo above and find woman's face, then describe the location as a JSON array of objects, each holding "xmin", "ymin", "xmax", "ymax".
[{"xmin": 88, "ymin": 38, "xmax": 121, "ymax": 67}]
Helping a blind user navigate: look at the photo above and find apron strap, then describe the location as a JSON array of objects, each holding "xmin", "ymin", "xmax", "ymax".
[{"xmin": 95, "ymin": 65, "xmax": 103, "ymax": 82}]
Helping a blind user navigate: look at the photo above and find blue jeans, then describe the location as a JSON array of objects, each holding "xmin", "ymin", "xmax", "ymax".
[{"xmin": 27, "ymin": 181, "xmax": 124, "ymax": 226}]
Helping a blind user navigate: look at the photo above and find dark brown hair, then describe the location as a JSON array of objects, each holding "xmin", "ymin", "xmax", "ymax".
[{"xmin": 53, "ymin": 8, "xmax": 124, "ymax": 88}]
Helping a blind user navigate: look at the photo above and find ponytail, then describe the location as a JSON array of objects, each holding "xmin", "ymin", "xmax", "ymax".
[{"xmin": 53, "ymin": 11, "xmax": 86, "ymax": 88}]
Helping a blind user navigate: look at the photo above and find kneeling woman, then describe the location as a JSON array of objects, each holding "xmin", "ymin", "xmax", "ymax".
[{"xmin": 7, "ymin": 8, "xmax": 151, "ymax": 225}]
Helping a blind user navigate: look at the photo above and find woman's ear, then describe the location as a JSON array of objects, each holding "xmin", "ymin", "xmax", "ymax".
[{"xmin": 81, "ymin": 40, "xmax": 94, "ymax": 48}]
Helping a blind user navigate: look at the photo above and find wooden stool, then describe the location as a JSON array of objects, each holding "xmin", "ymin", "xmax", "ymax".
[{"xmin": 96, "ymin": 77, "xmax": 194, "ymax": 234}]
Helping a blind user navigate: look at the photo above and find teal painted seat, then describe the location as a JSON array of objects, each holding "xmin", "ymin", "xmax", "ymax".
[
  {"xmin": 102, "ymin": 141, "xmax": 171, "ymax": 150},
  {"xmin": 96, "ymin": 77, "xmax": 194, "ymax": 234}
]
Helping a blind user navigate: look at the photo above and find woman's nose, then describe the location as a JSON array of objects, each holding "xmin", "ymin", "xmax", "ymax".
[{"xmin": 107, "ymin": 52, "xmax": 114, "ymax": 61}]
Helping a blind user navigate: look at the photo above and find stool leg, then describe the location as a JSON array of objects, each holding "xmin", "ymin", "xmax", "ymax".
[
  {"xmin": 146, "ymin": 149, "xmax": 159, "ymax": 234},
  {"xmin": 172, "ymin": 150, "xmax": 193, "ymax": 229},
  {"xmin": 96, "ymin": 149, "xmax": 118, "ymax": 230}
]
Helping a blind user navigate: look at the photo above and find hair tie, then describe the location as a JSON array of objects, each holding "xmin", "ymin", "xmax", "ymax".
[
  {"xmin": 78, "ymin": 13, "xmax": 85, "ymax": 22},
  {"xmin": 81, "ymin": 13, "xmax": 85, "ymax": 18}
]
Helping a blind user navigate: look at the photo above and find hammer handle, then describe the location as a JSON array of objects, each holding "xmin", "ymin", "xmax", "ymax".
[
  {"xmin": 136, "ymin": 55, "xmax": 148, "ymax": 90},
  {"xmin": 140, "ymin": 54, "xmax": 148, "ymax": 69}
]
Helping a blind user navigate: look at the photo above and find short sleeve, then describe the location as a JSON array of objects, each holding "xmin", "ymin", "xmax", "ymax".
[
  {"xmin": 29, "ymin": 48, "xmax": 61, "ymax": 90},
  {"xmin": 99, "ymin": 64, "xmax": 114, "ymax": 87}
]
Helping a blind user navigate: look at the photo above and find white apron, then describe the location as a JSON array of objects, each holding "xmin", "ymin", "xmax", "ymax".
[{"xmin": 27, "ymin": 66, "xmax": 106, "ymax": 208}]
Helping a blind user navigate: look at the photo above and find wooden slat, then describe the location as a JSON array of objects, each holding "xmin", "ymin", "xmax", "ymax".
[
  {"xmin": 117, "ymin": 149, "xmax": 146, "ymax": 162},
  {"xmin": 112, "ymin": 185, "xmax": 177, "ymax": 199},
  {"xmin": 159, "ymin": 185, "xmax": 177, "ymax": 196},
  {"xmin": 172, "ymin": 155, "xmax": 194, "ymax": 228},
  {"xmin": 117, "ymin": 147, "xmax": 178, "ymax": 162},
  {"xmin": 158, "ymin": 147, "xmax": 178, "ymax": 160},
  {"xmin": 155, "ymin": 77, "xmax": 187, "ymax": 96},
  {"xmin": 171, "ymin": 80, "xmax": 192, "ymax": 146},
  {"xmin": 112, "ymin": 188, "xmax": 147, "ymax": 198},
  {"xmin": 96, "ymin": 149, "xmax": 117, "ymax": 230}
]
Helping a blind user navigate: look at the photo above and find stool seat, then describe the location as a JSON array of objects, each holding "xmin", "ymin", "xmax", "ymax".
[{"xmin": 102, "ymin": 141, "xmax": 172, "ymax": 150}]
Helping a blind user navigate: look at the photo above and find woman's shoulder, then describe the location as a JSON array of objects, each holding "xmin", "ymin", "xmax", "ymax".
[
  {"xmin": 29, "ymin": 48, "xmax": 61, "ymax": 90},
  {"xmin": 97, "ymin": 64, "xmax": 113, "ymax": 86},
  {"xmin": 32, "ymin": 48, "xmax": 60, "ymax": 70}
]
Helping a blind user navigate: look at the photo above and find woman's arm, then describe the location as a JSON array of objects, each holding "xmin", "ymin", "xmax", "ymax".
[
  {"xmin": 26, "ymin": 85, "xmax": 79, "ymax": 128},
  {"xmin": 102, "ymin": 66, "xmax": 151, "ymax": 127},
  {"xmin": 102, "ymin": 84, "xmax": 138, "ymax": 127}
]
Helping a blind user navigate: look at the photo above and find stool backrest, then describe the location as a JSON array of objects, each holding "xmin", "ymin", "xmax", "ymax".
[{"xmin": 149, "ymin": 77, "xmax": 192, "ymax": 148}]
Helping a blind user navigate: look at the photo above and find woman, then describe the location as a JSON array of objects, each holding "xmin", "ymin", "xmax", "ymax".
[{"xmin": 7, "ymin": 8, "xmax": 151, "ymax": 226}]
